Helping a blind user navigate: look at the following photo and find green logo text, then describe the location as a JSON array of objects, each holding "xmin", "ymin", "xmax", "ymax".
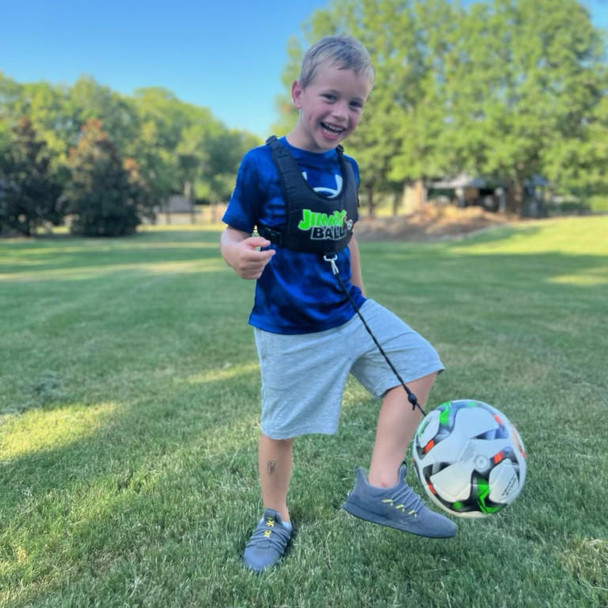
[{"xmin": 298, "ymin": 209, "xmax": 349, "ymax": 241}]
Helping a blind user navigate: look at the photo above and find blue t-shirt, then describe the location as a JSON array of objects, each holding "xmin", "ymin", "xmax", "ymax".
[{"xmin": 223, "ymin": 137, "xmax": 366, "ymax": 334}]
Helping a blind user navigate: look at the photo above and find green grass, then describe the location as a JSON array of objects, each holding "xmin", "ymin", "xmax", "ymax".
[{"xmin": 1, "ymin": 218, "xmax": 607, "ymax": 608}]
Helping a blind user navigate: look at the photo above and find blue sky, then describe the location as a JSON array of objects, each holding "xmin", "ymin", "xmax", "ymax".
[{"xmin": 1, "ymin": 0, "xmax": 607, "ymax": 138}]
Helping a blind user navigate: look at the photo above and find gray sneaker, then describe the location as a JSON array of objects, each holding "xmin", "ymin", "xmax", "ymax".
[
  {"xmin": 343, "ymin": 465, "xmax": 457, "ymax": 538},
  {"xmin": 243, "ymin": 508, "xmax": 292, "ymax": 573}
]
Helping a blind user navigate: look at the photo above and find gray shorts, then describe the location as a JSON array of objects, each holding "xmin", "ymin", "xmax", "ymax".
[{"xmin": 254, "ymin": 300, "xmax": 444, "ymax": 439}]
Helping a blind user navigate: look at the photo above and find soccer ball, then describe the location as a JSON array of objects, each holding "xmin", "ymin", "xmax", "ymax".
[{"xmin": 412, "ymin": 400, "xmax": 527, "ymax": 518}]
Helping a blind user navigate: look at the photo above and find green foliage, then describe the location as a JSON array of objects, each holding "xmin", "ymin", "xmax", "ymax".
[
  {"xmin": 0, "ymin": 117, "xmax": 64, "ymax": 236},
  {"xmin": 272, "ymin": 37, "xmax": 310, "ymax": 137},
  {"xmin": 65, "ymin": 120, "xmax": 148, "ymax": 237},
  {"xmin": 67, "ymin": 76, "xmax": 140, "ymax": 158},
  {"xmin": 129, "ymin": 87, "xmax": 259, "ymax": 205},
  {"xmin": 444, "ymin": 0, "xmax": 606, "ymax": 195},
  {"xmin": 0, "ymin": 74, "xmax": 260, "ymax": 236},
  {"xmin": 0, "ymin": 76, "xmax": 69, "ymax": 165},
  {"xmin": 0, "ymin": 218, "xmax": 607, "ymax": 606},
  {"xmin": 588, "ymin": 195, "xmax": 608, "ymax": 213},
  {"xmin": 281, "ymin": 0, "xmax": 608, "ymax": 213},
  {"xmin": 546, "ymin": 191, "xmax": 608, "ymax": 215},
  {"xmin": 198, "ymin": 129, "xmax": 260, "ymax": 203},
  {"xmin": 545, "ymin": 199, "xmax": 591, "ymax": 216}
]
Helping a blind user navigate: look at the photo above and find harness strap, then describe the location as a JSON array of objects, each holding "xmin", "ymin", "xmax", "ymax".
[
  {"xmin": 258, "ymin": 225, "xmax": 284, "ymax": 247},
  {"xmin": 266, "ymin": 136, "xmax": 308, "ymax": 213}
]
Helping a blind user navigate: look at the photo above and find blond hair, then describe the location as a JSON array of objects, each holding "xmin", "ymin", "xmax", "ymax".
[{"xmin": 298, "ymin": 35, "xmax": 375, "ymax": 89}]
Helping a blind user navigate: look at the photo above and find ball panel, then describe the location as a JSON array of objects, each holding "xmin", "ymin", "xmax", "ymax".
[
  {"xmin": 454, "ymin": 406, "xmax": 500, "ymax": 440},
  {"xmin": 488, "ymin": 459, "xmax": 523, "ymax": 504},
  {"xmin": 429, "ymin": 460, "xmax": 475, "ymax": 502}
]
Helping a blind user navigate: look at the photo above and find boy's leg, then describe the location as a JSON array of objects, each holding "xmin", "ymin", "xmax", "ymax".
[
  {"xmin": 258, "ymin": 434, "xmax": 294, "ymax": 522},
  {"xmin": 243, "ymin": 433, "xmax": 294, "ymax": 573},
  {"xmin": 368, "ymin": 372, "xmax": 436, "ymax": 488},
  {"xmin": 343, "ymin": 371, "xmax": 457, "ymax": 538},
  {"xmin": 248, "ymin": 325, "xmax": 355, "ymax": 572}
]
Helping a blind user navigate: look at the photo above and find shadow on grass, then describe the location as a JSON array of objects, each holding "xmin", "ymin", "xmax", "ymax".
[
  {"xmin": 0, "ymin": 230, "xmax": 223, "ymax": 280},
  {"xmin": 0, "ymin": 361, "xmax": 263, "ymax": 605}
]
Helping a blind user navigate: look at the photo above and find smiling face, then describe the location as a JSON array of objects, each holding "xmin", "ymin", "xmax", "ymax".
[{"xmin": 287, "ymin": 61, "xmax": 372, "ymax": 153}]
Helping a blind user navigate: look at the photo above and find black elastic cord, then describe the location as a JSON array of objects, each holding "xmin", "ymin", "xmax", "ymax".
[{"xmin": 324, "ymin": 255, "xmax": 427, "ymax": 417}]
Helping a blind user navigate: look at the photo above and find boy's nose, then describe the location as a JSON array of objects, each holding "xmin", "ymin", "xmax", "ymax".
[{"xmin": 331, "ymin": 101, "xmax": 349, "ymax": 121}]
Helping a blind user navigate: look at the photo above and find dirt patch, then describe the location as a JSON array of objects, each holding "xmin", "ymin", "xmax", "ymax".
[{"xmin": 355, "ymin": 205, "xmax": 514, "ymax": 242}]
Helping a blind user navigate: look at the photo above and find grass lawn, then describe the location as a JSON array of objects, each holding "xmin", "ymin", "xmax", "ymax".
[{"xmin": 1, "ymin": 217, "xmax": 607, "ymax": 608}]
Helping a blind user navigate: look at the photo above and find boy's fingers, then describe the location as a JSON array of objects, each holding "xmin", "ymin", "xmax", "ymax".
[
  {"xmin": 243, "ymin": 238, "xmax": 275, "ymax": 262},
  {"xmin": 244, "ymin": 248, "xmax": 274, "ymax": 263},
  {"xmin": 259, "ymin": 248, "xmax": 275, "ymax": 260},
  {"xmin": 240, "ymin": 246, "xmax": 274, "ymax": 271},
  {"xmin": 245, "ymin": 236, "xmax": 272, "ymax": 249}
]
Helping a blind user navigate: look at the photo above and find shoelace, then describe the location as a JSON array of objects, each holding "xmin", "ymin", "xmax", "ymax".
[
  {"xmin": 382, "ymin": 482, "xmax": 425, "ymax": 517},
  {"xmin": 246, "ymin": 516, "xmax": 291, "ymax": 550}
]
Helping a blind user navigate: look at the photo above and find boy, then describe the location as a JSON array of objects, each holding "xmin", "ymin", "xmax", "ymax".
[{"xmin": 220, "ymin": 35, "xmax": 456, "ymax": 573}]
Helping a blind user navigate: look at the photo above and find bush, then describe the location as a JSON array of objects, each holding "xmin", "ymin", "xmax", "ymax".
[
  {"xmin": 588, "ymin": 195, "xmax": 608, "ymax": 213},
  {"xmin": 65, "ymin": 120, "xmax": 151, "ymax": 237},
  {"xmin": 0, "ymin": 117, "xmax": 65, "ymax": 236}
]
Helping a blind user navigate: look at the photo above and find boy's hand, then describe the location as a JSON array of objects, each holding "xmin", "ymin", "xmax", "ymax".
[
  {"xmin": 232, "ymin": 236, "xmax": 276, "ymax": 279},
  {"xmin": 221, "ymin": 228, "xmax": 275, "ymax": 279}
]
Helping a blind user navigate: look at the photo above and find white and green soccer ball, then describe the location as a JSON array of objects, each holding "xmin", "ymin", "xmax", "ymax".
[{"xmin": 413, "ymin": 400, "xmax": 527, "ymax": 518}]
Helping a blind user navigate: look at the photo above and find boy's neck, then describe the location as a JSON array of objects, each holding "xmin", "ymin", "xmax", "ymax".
[{"xmin": 285, "ymin": 131, "xmax": 337, "ymax": 154}]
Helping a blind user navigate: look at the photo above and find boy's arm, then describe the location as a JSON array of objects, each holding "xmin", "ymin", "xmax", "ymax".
[
  {"xmin": 348, "ymin": 234, "xmax": 365, "ymax": 296},
  {"xmin": 220, "ymin": 226, "xmax": 275, "ymax": 280}
]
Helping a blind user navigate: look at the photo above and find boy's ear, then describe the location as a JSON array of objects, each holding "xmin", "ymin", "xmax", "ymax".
[{"xmin": 291, "ymin": 80, "xmax": 304, "ymax": 109}]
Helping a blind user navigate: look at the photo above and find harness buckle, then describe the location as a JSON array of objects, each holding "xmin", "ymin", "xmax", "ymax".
[{"xmin": 323, "ymin": 254, "xmax": 339, "ymax": 276}]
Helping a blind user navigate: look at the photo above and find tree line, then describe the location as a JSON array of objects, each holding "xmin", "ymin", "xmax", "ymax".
[
  {"xmin": 0, "ymin": 77, "xmax": 260, "ymax": 236},
  {"xmin": 2, "ymin": 0, "xmax": 607, "ymax": 236},
  {"xmin": 274, "ymin": 0, "xmax": 608, "ymax": 215}
]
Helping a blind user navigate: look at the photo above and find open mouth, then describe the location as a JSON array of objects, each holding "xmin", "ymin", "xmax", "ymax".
[{"xmin": 321, "ymin": 122, "xmax": 345, "ymax": 136}]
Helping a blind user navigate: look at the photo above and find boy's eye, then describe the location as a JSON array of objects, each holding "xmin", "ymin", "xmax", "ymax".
[{"xmin": 322, "ymin": 93, "xmax": 336, "ymax": 101}]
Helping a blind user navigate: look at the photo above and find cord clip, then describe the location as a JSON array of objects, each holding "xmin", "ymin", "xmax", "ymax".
[{"xmin": 323, "ymin": 254, "xmax": 339, "ymax": 276}]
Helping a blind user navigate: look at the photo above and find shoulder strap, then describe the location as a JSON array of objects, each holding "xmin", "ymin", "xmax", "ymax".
[{"xmin": 265, "ymin": 135, "xmax": 309, "ymax": 214}]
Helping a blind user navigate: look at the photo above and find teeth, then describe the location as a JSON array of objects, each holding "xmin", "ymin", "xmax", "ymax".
[{"xmin": 322, "ymin": 123, "xmax": 344, "ymax": 133}]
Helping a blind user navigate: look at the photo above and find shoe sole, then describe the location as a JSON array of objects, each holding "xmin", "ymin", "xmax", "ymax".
[{"xmin": 342, "ymin": 499, "xmax": 457, "ymax": 539}]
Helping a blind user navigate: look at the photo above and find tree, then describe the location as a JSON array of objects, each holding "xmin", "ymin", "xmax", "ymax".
[
  {"xmin": 172, "ymin": 106, "xmax": 261, "ymax": 205},
  {"xmin": 132, "ymin": 88, "xmax": 223, "ymax": 207},
  {"xmin": 543, "ymin": 91, "xmax": 608, "ymax": 193},
  {"xmin": 272, "ymin": 36, "xmax": 305, "ymax": 137},
  {"xmin": 438, "ymin": 0, "xmax": 606, "ymax": 213},
  {"xmin": 65, "ymin": 119, "xmax": 150, "ymax": 236},
  {"xmin": 343, "ymin": 0, "xmax": 459, "ymax": 212},
  {"xmin": 0, "ymin": 117, "xmax": 64, "ymax": 236},
  {"xmin": 199, "ymin": 129, "xmax": 261, "ymax": 203},
  {"xmin": 66, "ymin": 76, "xmax": 140, "ymax": 157},
  {"xmin": 0, "ymin": 73, "xmax": 22, "ymax": 149},
  {"xmin": 279, "ymin": 0, "xmax": 608, "ymax": 215}
]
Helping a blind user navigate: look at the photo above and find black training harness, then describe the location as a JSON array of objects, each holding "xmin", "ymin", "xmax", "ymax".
[{"xmin": 258, "ymin": 135, "xmax": 359, "ymax": 255}]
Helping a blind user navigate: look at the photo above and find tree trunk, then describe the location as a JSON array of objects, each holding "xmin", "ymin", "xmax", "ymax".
[
  {"xmin": 391, "ymin": 191, "xmax": 400, "ymax": 216},
  {"xmin": 366, "ymin": 184, "xmax": 376, "ymax": 217},
  {"xmin": 184, "ymin": 180, "xmax": 196, "ymax": 224},
  {"xmin": 506, "ymin": 180, "xmax": 524, "ymax": 215}
]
